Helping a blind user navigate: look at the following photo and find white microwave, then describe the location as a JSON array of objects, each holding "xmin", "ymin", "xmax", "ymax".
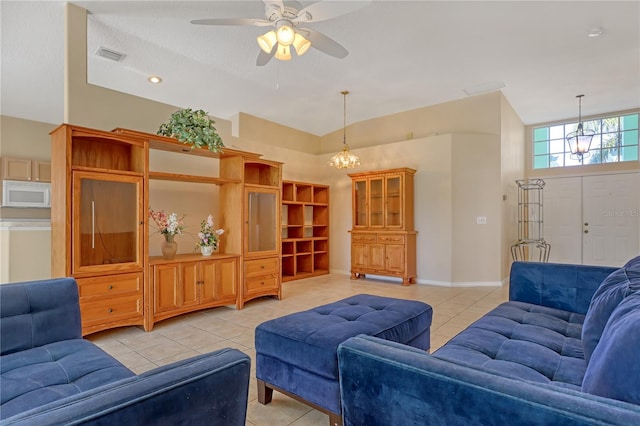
[{"xmin": 2, "ymin": 180, "xmax": 51, "ymax": 208}]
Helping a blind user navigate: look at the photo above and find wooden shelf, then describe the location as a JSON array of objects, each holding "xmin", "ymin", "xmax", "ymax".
[
  {"xmin": 280, "ymin": 180, "xmax": 330, "ymax": 281},
  {"xmin": 148, "ymin": 171, "xmax": 241, "ymax": 185},
  {"xmin": 113, "ymin": 128, "xmax": 262, "ymax": 160}
]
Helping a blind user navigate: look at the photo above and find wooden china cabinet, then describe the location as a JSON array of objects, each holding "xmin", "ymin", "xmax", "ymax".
[{"xmin": 348, "ymin": 168, "xmax": 417, "ymax": 285}]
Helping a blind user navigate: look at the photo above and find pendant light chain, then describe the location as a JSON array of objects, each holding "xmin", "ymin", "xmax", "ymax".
[{"xmin": 342, "ymin": 90, "xmax": 349, "ymax": 146}]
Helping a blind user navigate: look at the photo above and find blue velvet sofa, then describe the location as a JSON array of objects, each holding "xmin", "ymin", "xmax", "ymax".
[
  {"xmin": 0, "ymin": 277, "xmax": 251, "ymax": 425},
  {"xmin": 338, "ymin": 256, "xmax": 640, "ymax": 425}
]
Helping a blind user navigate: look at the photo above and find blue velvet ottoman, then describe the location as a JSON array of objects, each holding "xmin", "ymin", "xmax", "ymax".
[{"xmin": 255, "ymin": 294, "xmax": 432, "ymax": 426}]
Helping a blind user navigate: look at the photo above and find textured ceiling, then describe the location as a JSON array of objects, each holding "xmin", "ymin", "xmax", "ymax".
[{"xmin": 2, "ymin": 1, "xmax": 639, "ymax": 136}]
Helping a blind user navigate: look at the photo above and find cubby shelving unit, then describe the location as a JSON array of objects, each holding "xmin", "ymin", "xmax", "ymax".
[{"xmin": 281, "ymin": 180, "xmax": 329, "ymax": 281}]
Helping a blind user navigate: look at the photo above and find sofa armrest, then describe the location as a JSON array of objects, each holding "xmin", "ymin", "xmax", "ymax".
[
  {"xmin": 509, "ymin": 261, "xmax": 617, "ymax": 314},
  {"xmin": 1, "ymin": 278, "xmax": 81, "ymax": 355},
  {"xmin": 338, "ymin": 335, "xmax": 640, "ymax": 426},
  {"xmin": 3, "ymin": 348, "xmax": 251, "ymax": 426}
]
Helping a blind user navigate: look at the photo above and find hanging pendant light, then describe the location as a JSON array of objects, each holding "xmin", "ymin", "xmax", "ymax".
[
  {"xmin": 566, "ymin": 94, "xmax": 594, "ymax": 163},
  {"xmin": 328, "ymin": 91, "xmax": 361, "ymax": 169}
]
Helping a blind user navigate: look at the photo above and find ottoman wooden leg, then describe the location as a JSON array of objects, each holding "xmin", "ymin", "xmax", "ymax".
[
  {"xmin": 329, "ymin": 412, "xmax": 343, "ymax": 426},
  {"xmin": 257, "ymin": 379, "xmax": 273, "ymax": 405}
]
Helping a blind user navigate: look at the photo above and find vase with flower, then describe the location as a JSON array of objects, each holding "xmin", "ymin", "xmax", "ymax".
[
  {"xmin": 149, "ymin": 208, "xmax": 185, "ymax": 259},
  {"xmin": 195, "ymin": 214, "xmax": 224, "ymax": 256}
]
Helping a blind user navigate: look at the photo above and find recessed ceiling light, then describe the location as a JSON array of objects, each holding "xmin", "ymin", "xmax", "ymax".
[
  {"xmin": 148, "ymin": 76, "xmax": 162, "ymax": 84},
  {"xmin": 588, "ymin": 27, "xmax": 603, "ymax": 37}
]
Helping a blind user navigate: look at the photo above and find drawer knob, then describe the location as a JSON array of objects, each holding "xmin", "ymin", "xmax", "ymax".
[
  {"xmin": 107, "ymin": 308, "xmax": 113, "ymax": 313},
  {"xmin": 261, "ymin": 265, "xmax": 265, "ymax": 269},
  {"xmin": 108, "ymin": 285, "xmax": 114, "ymax": 290}
]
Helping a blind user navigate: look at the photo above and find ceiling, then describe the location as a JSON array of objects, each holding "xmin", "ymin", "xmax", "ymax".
[{"xmin": 2, "ymin": 1, "xmax": 639, "ymax": 137}]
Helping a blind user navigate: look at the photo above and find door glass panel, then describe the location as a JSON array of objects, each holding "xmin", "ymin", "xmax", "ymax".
[
  {"xmin": 370, "ymin": 178, "xmax": 383, "ymax": 226},
  {"xmin": 247, "ymin": 191, "xmax": 277, "ymax": 253},
  {"xmin": 386, "ymin": 176, "xmax": 401, "ymax": 226},
  {"xmin": 354, "ymin": 180, "xmax": 367, "ymax": 226},
  {"xmin": 78, "ymin": 178, "xmax": 138, "ymax": 267}
]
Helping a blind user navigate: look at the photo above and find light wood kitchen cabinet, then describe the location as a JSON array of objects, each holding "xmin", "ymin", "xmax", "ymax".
[
  {"xmin": 2, "ymin": 156, "xmax": 51, "ymax": 182},
  {"xmin": 348, "ymin": 168, "xmax": 417, "ymax": 285},
  {"xmin": 150, "ymin": 254, "xmax": 239, "ymax": 325}
]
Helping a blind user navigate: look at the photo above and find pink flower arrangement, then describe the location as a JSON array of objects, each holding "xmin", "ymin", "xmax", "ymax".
[
  {"xmin": 149, "ymin": 208, "xmax": 184, "ymax": 240},
  {"xmin": 196, "ymin": 215, "xmax": 224, "ymax": 249}
]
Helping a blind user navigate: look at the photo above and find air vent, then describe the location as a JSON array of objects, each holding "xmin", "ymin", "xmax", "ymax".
[{"xmin": 95, "ymin": 46, "xmax": 126, "ymax": 62}]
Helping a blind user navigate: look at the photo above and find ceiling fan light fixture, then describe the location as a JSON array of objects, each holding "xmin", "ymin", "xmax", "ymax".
[
  {"xmin": 292, "ymin": 33, "xmax": 311, "ymax": 56},
  {"xmin": 274, "ymin": 44, "xmax": 292, "ymax": 61},
  {"xmin": 275, "ymin": 22, "xmax": 295, "ymax": 46},
  {"xmin": 257, "ymin": 30, "xmax": 277, "ymax": 54}
]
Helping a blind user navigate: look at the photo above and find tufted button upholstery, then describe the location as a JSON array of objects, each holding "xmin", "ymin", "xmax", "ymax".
[
  {"xmin": 434, "ymin": 301, "xmax": 587, "ymax": 389},
  {"xmin": 255, "ymin": 294, "xmax": 432, "ymax": 415},
  {"xmin": 0, "ymin": 339, "xmax": 134, "ymax": 419},
  {"xmin": 256, "ymin": 294, "xmax": 432, "ymax": 380}
]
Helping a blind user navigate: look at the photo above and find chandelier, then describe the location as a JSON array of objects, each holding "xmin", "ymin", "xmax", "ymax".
[
  {"xmin": 256, "ymin": 21, "xmax": 310, "ymax": 61},
  {"xmin": 566, "ymin": 94, "xmax": 594, "ymax": 162},
  {"xmin": 328, "ymin": 91, "xmax": 361, "ymax": 169}
]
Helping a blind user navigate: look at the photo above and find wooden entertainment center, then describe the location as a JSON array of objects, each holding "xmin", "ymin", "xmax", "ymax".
[{"xmin": 50, "ymin": 124, "xmax": 282, "ymax": 335}]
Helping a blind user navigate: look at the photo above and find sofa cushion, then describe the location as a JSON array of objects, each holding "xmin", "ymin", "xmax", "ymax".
[
  {"xmin": 0, "ymin": 339, "xmax": 133, "ymax": 420},
  {"xmin": 582, "ymin": 258, "xmax": 640, "ymax": 363},
  {"xmin": 0, "ymin": 278, "xmax": 81, "ymax": 356},
  {"xmin": 433, "ymin": 301, "xmax": 586, "ymax": 389},
  {"xmin": 582, "ymin": 292, "xmax": 640, "ymax": 404}
]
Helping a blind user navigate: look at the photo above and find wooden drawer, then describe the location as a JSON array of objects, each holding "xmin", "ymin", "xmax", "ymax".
[
  {"xmin": 245, "ymin": 257, "xmax": 279, "ymax": 277},
  {"xmin": 377, "ymin": 234, "xmax": 405, "ymax": 244},
  {"xmin": 245, "ymin": 274, "xmax": 279, "ymax": 293},
  {"xmin": 80, "ymin": 294, "xmax": 142, "ymax": 325},
  {"xmin": 77, "ymin": 273, "xmax": 142, "ymax": 299},
  {"xmin": 352, "ymin": 234, "xmax": 377, "ymax": 244}
]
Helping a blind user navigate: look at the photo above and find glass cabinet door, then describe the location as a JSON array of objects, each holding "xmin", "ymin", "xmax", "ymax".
[
  {"xmin": 72, "ymin": 171, "xmax": 143, "ymax": 274},
  {"xmin": 245, "ymin": 188, "xmax": 279, "ymax": 256},
  {"xmin": 385, "ymin": 175, "xmax": 402, "ymax": 228},
  {"xmin": 369, "ymin": 177, "xmax": 384, "ymax": 227},
  {"xmin": 353, "ymin": 179, "xmax": 368, "ymax": 228}
]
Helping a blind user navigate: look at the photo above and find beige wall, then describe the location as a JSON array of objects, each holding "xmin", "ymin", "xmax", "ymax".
[
  {"xmin": 319, "ymin": 92, "xmax": 503, "ymax": 153},
  {"xmin": 500, "ymin": 95, "xmax": 525, "ymax": 280}
]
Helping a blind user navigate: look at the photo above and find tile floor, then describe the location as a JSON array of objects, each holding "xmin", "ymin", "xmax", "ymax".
[{"xmin": 88, "ymin": 274, "xmax": 510, "ymax": 425}]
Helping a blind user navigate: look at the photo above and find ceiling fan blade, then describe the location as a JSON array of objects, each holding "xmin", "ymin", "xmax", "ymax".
[
  {"xmin": 190, "ymin": 18, "xmax": 271, "ymax": 27},
  {"xmin": 298, "ymin": 28, "xmax": 348, "ymax": 58},
  {"xmin": 256, "ymin": 46, "xmax": 276, "ymax": 66},
  {"xmin": 263, "ymin": 0, "xmax": 284, "ymax": 11},
  {"xmin": 294, "ymin": 0, "xmax": 371, "ymax": 23}
]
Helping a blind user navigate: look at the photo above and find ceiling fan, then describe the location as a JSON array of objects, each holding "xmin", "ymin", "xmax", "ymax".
[{"xmin": 191, "ymin": 0, "xmax": 370, "ymax": 66}]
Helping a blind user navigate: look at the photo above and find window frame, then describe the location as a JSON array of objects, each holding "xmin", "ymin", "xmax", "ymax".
[{"xmin": 532, "ymin": 113, "xmax": 639, "ymax": 170}]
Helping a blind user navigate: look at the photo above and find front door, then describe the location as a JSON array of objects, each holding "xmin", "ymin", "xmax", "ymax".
[{"xmin": 543, "ymin": 172, "xmax": 639, "ymax": 266}]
